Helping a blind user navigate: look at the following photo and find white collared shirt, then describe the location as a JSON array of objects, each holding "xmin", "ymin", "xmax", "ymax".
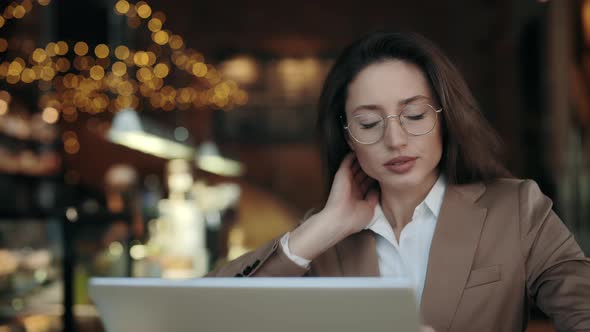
[{"xmin": 281, "ymin": 175, "xmax": 447, "ymax": 304}]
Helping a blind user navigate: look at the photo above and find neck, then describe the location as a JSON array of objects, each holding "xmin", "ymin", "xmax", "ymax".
[{"xmin": 379, "ymin": 172, "xmax": 439, "ymax": 234}]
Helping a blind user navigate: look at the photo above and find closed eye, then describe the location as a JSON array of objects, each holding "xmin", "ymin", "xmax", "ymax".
[
  {"xmin": 404, "ymin": 113, "xmax": 426, "ymax": 121},
  {"xmin": 360, "ymin": 121, "xmax": 380, "ymax": 129}
]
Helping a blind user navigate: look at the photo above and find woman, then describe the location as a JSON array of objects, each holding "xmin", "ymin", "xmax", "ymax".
[{"xmin": 208, "ymin": 32, "xmax": 590, "ymax": 331}]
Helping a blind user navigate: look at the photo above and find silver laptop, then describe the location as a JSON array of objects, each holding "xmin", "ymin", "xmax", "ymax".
[{"xmin": 89, "ymin": 277, "xmax": 421, "ymax": 332}]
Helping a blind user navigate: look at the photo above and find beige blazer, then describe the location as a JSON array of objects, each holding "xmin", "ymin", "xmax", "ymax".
[{"xmin": 208, "ymin": 179, "xmax": 590, "ymax": 332}]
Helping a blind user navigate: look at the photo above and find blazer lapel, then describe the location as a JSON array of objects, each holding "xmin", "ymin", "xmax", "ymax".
[
  {"xmin": 335, "ymin": 230, "xmax": 380, "ymax": 276},
  {"xmin": 420, "ymin": 183, "xmax": 488, "ymax": 331}
]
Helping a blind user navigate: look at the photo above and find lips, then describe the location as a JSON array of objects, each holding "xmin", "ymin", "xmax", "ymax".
[{"xmin": 383, "ymin": 156, "xmax": 417, "ymax": 174}]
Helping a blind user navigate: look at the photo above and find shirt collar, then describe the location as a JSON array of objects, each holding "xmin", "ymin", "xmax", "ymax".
[{"xmin": 365, "ymin": 174, "xmax": 447, "ymax": 230}]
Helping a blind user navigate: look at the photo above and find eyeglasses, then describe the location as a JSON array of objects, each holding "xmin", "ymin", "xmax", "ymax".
[{"xmin": 343, "ymin": 104, "xmax": 443, "ymax": 145}]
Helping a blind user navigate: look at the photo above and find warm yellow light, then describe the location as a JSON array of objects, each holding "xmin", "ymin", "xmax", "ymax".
[
  {"xmin": 178, "ymin": 88, "xmax": 192, "ymax": 103},
  {"xmin": 152, "ymin": 31, "xmax": 169, "ymax": 45},
  {"xmin": 22, "ymin": 0, "xmax": 33, "ymax": 12},
  {"xmin": 220, "ymin": 56, "xmax": 259, "ymax": 85},
  {"xmin": 8, "ymin": 61, "xmax": 24, "ymax": 76},
  {"xmin": 0, "ymin": 17, "xmax": 5, "ymax": 28},
  {"xmin": 64, "ymin": 137, "xmax": 80, "ymax": 154},
  {"xmin": 584, "ymin": 0, "xmax": 590, "ymax": 46},
  {"xmin": 133, "ymin": 51, "xmax": 149, "ymax": 66},
  {"xmin": 112, "ymin": 61, "xmax": 127, "ymax": 76},
  {"xmin": 137, "ymin": 67, "xmax": 153, "ymax": 81},
  {"xmin": 43, "ymin": 42, "xmax": 56, "ymax": 56},
  {"xmin": 152, "ymin": 11, "xmax": 166, "ymax": 23},
  {"xmin": 151, "ymin": 77, "xmax": 163, "ymax": 90},
  {"xmin": 32, "ymin": 48, "xmax": 47, "ymax": 63},
  {"xmin": 21, "ymin": 68, "xmax": 35, "ymax": 83},
  {"xmin": 215, "ymin": 83, "xmax": 230, "ymax": 98},
  {"xmin": 56, "ymin": 57, "xmax": 71, "ymax": 72},
  {"xmin": 136, "ymin": 2, "xmax": 151, "ymax": 19},
  {"xmin": 146, "ymin": 51, "xmax": 156, "ymax": 66},
  {"xmin": 0, "ymin": 90, "xmax": 11, "ymax": 103},
  {"xmin": 114, "ymin": 45, "xmax": 130, "ymax": 60},
  {"xmin": 6, "ymin": 75, "xmax": 19, "ymax": 84},
  {"xmin": 40, "ymin": 66, "xmax": 55, "ymax": 81},
  {"xmin": 13, "ymin": 6, "xmax": 26, "ymax": 19},
  {"xmin": 38, "ymin": 0, "xmax": 51, "ymax": 6},
  {"xmin": 95, "ymin": 44, "xmax": 110, "ymax": 58},
  {"xmin": 114, "ymin": 0, "xmax": 130, "ymax": 14},
  {"xmin": 90, "ymin": 65, "xmax": 105, "ymax": 80},
  {"xmin": 191, "ymin": 62, "xmax": 207, "ymax": 77},
  {"xmin": 62, "ymin": 131, "xmax": 76, "ymax": 141},
  {"xmin": 169, "ymin": 35, "xmax": 184, "ymax": 50},
  {"xmin": 153, "ymin": 63, "xmax": 169, "ymax": 78},
  {"xmin": 42, "ymin": 107, "xmax": 59, "ymax": 124},
  {"xmin": 117, "ymin": 81, "xmax": 134, "ymax": 96},
  {"xmin": 147, "ymin": 18, "xmax": 162, "ymax": 32},
  {"xmin": 0, "ymin": 99, "xmax": 7, "ymax": 115},
  {"xmin": 78, "ymin": 56, "xmax": 94, "ymax": 70},
  {"xmin": 0, "ymin": 63, "xmax": 8, "ymax": 77},
  {"xmin": 74, "ymin": 42, "xmax": 88, "ymax": 56},
  {"xmin": 56, "ymin": 41, "xmax": 68, "ymax": 55}
]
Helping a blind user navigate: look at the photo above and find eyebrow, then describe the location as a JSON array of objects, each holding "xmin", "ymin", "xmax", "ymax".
[{"xmin": 351, "ymin": 95, "xmax": 431, "ymax": 113}]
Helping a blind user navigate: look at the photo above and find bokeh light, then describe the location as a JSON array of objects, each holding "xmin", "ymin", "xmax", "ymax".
[
  {"xmin": 115, "ymin": 0, "xmax": 130, "ymax": 15},
  {"xmin": 42, "ymin": 107, "xmax": 59, "ymax": 124},
  {"xmin": 136, "ymin": 2, "xmax": 152, "ymax": 19},
  {"xmin": 148, "ymin": 18, "xmax": 162, "ymax": 32},
  {"xmin": 0, "ymin": 99, "xmax": 8, "ymax": 115},
  {"xmin": 112, "ymin": 61, "xmax": 127, "ymax": 76},
  {"xmin": 74, "ymin": 41, "xmax": 89, "ymax": 56},
  {"xmin": 90, "ymin": 65, "xmax": 105, "ymax": 80},
  {"xmin": 95, "ymin": 44, "xmax": 110, "ymax": 59},
  {"xmin": 56, "ymin": 41, "xmax": 69, "ymax": 55},
  {"xmin": 153, "ymin": 31, "xmax": 169, "ymax": 45}
]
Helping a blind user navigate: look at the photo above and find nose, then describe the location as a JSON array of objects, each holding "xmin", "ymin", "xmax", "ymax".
[{"xmin": 383, "ymin": 116, "xmax": 408, "ymax": 149}]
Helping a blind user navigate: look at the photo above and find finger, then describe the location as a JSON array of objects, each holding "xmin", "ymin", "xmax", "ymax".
[{"xmin": 339, "ymin": 153, "xmax": 356, "ymax": 176}]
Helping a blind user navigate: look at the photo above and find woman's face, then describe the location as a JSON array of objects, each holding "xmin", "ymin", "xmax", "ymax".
[{"xmin": 344, "ymin": 60, "xmax": 443, "ymax": 192}]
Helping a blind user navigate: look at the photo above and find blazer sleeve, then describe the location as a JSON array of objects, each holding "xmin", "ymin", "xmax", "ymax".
[
  {"xmin": 519, "ymin": 180, "xmax": 590, "ymax": 331},
  {"xmin": 205, "ymin": 234, "xmax": 310, "ymax": 277}
]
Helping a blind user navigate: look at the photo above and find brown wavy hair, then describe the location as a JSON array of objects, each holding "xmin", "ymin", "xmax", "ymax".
[{"xmin": 317, "ymin": 31, "xmax": 511, "ymax": 194}]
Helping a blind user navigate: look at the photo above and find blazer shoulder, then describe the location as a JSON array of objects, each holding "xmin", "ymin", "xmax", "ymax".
[
  {"xmin": 483, "ymin": 178, "xmax": 541, "ymax": 197},
  {"xmin": 474, "ymin": 178, "xmax": 549, "ymax": 210}
]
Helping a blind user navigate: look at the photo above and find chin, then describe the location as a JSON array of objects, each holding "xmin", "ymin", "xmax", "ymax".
[{"xmin": 378, "ymin": 169, "xmax": 436, "ymax": 191}]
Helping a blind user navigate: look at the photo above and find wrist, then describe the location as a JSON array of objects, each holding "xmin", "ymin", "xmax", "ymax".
[{"xmin": 289, "ymin": 210, "xmax": 350, "ymax": 260}]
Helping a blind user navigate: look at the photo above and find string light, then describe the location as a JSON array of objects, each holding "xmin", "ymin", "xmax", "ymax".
[{"xmin": 0, "ymin": 0, "xmax": 248, "ymax": 116}]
